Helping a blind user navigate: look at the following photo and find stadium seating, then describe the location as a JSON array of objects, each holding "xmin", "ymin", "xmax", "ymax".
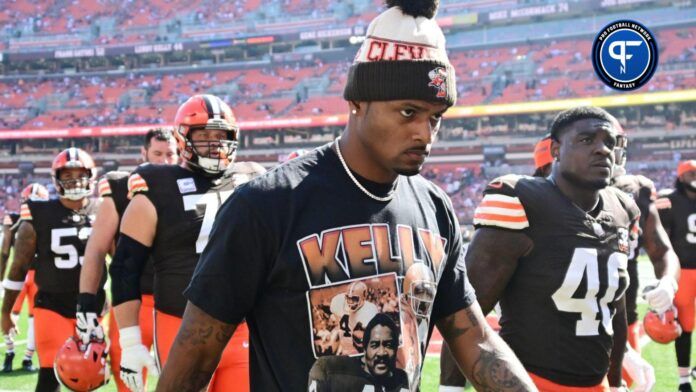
[{"xmin": 0, "ymin": 25, "xmax": 693, "ymax": 131}]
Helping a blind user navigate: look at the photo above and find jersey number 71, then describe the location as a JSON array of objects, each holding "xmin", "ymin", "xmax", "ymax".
[{"xmin": 183, "ymin": 190, "xmax": 233, "ymax": 253}]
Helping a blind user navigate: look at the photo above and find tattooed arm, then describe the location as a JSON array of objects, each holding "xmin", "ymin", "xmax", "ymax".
[
  {"xmin": 435, "ymin": 226, "xmax": 536, "ymax": 391},
  {"xmin": 156, "ymin": 302, "xmax": 237, "ymax": 392},
  {"xmin": 437, "ymin": 302, "xmax": 537, "ymax": 391},
  {"xmin": 1, "ymin": 222, "xmax": 36, "ymax": 335}
]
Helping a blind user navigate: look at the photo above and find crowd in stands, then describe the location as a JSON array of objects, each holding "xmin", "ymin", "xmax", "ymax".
[
  {"xmin": 2, "ymin": 0, "xmax": 533, "ymax": 48},
  {"xmin": 1, "ymin": 25, "xmax": 693, "ymax": 131},
  {"xmin": 0, "ymin": 0, "xmax": 384, "ymax": 49}
]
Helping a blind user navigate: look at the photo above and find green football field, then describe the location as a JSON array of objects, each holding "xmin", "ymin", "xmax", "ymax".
[{"xmin": 0, "ymin": 256, "xmax": 691, "ymax": 391}]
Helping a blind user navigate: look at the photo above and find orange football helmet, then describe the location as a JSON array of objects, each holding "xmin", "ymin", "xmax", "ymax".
[
  {"xmin": 643, "ymin": 307, "xmax": 682, "ymax": 344},
  {"xmin": 54, "ymin": 336, "xmax": 110, "ymax": 392},
  {"xmin": 20, "ymin": 183, "xmax": 49, "ymax": 203},
  {"xmin": 51, "ymin": 148, "xmax": 96, "ymax": 200},
  {"xmin": 174, "ymin": 94, "xmax": 239, "ymax": 175},
  {"xmin": 533, "ymin": 136, "xmax": 553, "ymax": 171}
]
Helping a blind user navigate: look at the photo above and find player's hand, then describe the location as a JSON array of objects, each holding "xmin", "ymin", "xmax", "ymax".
[
  {"xmin": 119, "ymin": 326, "xmax": 159, "ymax": 392},
  {"xmin": 623, "ymin": 347, "xmax": 656, "ymax": 392},
  {"xmin": 76, "ymin": 293, "xmax": 104, "ymax": 345},
  {"xmin": 1, "ymin": 311, "xmax": 18, "ymax": 337},
  {"xmin": 76, "ymin": 311, "xmax": 104, "ymax": 345},
  {"xmin": 644, "ymin": 277, "xmax": 677, "ymax": 314}
]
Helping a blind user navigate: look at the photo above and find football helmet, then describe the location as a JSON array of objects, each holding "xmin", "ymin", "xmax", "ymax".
[
  {"xmin": 677, "ymin": 159, "xmax": 696, "ymax": 178},
  {"xmin": 643, "ymin": 307, "xmax": 682, "ymax": 344},
  {"xmin": 533, "ymin": 136, "xmax": 553, "ymax": 171},
  {"xmin": 174, "ymin": 94, "xmax": 239, "ymax": 175},
  {"xmin": 20, "ymin": 183, "xmax": 49, "ymax": 203},
  {"xmin": 51, "ymin": 148, "xmax": 96, "ymax": 200},
  {"xmin": 403, "ymin": 263, "xmax": 436, "ymax": 318},
  {"xmin": 344, "ymin": 281, "xmax": 368, "ymax": 313},
  {"xmin": 677, "ymin": 160, "xmax": 696, "ymax": 191},
  {"xmin": 54, "ymin": 336, "xmax": 110, "ymax": 392}
]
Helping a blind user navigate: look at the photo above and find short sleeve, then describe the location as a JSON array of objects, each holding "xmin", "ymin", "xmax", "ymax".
[
  {"xmin": 127, "ymin": 173, "xmax": 149, "ymax": 199},
  {"xmin": 97, "ymin": 177, "xmax": 112, "ymax": 198},
  {"xmin": 19, "ymin": 203, "xmax": 32, "ymax": 221},
  {"xmin": 430, "ymin": 198, "xmax": 476, "ymax": 323},
  {"xmin": 3, "ymin": 214, "xmax": 12, "ymax": 226},
  {"xmin": 473, "ymin": 175, "xmax": 529, "ymax": 231},
  {"xmin": 184, "ymin": 190, "xmax": 275, "ymax": 325}
]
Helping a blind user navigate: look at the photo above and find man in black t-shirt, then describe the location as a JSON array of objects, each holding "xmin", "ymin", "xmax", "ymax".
[
  {"xmin": 156, "ymin": 2, "xmax": 535, "ymax": 392},
  {"xmin": 77, "ymin": 128, "xmax": 178, "ymax": 392}
]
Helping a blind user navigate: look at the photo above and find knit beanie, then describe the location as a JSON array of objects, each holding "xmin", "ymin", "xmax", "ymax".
[{"xmin": 343, "ymin": 0, "xmax": 457, "ymax": 106}]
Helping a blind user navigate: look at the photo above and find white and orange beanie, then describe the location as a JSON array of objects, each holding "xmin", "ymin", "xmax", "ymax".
[{"xmin": 343, "ymin": 0, "xmax": 457, "ymax": 106}]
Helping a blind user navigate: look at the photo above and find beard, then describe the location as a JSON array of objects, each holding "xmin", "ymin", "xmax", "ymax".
[
  {"xmin": 394, "ymin": 167, "xmax": 421, "ymax": 177},
  {"xmin": 561, "ymin": 169, "xmax": 610, "ymax": 191},
  {"xmin": 684, "ymin": 180, "xmax": 696, "ymax": 193}
]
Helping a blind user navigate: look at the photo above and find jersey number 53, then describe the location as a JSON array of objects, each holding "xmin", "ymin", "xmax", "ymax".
[{"xmin": 51, "ymin": 227, "xmax": 92, "ymax": 269}]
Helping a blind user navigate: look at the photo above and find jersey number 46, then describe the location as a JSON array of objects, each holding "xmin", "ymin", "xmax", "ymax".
[{"xmin": 551, "ymin": 248, "xmax": 628, "ymax": 336}]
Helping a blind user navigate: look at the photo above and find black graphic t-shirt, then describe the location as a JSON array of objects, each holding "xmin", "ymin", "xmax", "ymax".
[{"xmin": 185, "ymin": 143, "xmax": 475, "ymax": 392}]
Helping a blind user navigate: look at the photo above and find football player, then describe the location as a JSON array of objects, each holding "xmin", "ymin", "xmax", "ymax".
[
  {"xmin": 109, "ymin": 94, "xmax": 265, "ymax": 392},
  {"xmin": 608, "ymin": 122, "xmax": 680, "ymax": 354},
  {"xmin": 77, "ymin": 128, "xmax": 178, "ymax": 392},
  {"xmin": 657, "ymin": 160, "xmax": 696, "ymax": 392},
  {"xmin": 1, "ymin": 148, "xmax": 103, "ymax": 391},
  {"xmin": 1, "ymin": 183, "xmax": 49, "ymax": 373},
  {"xmin": 330, "ymin": 281, "xmax": 379, "ymax": 353},
  {"xmin": 468, "ymin": 106, "xmax": 639, "ymax": 391},
  {"xmin": 155, "ymin": 2, "xmax": 537, "ymax": 390}
]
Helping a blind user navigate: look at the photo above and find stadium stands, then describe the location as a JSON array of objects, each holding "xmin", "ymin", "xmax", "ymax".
[{"xmin": 0, "ymin": 25, "xmax": 694, "ymax": 131}]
